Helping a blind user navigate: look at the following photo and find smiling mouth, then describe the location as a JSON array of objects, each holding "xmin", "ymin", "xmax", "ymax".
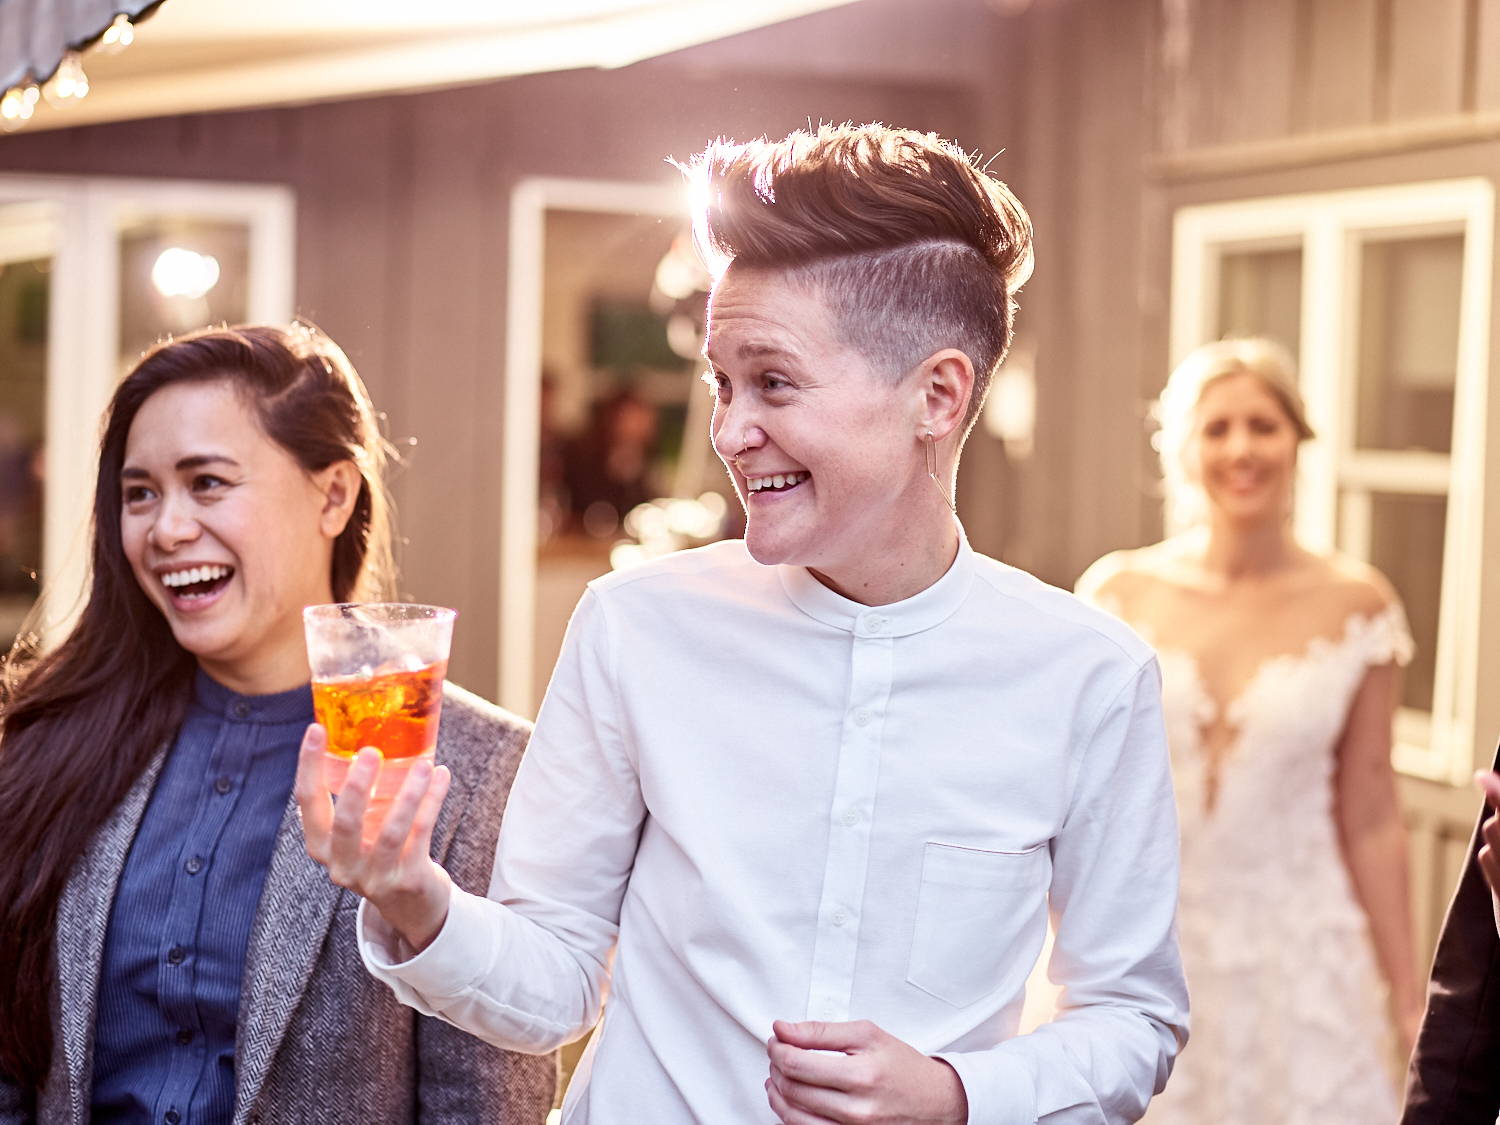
[
  {"xmin": 747, "ymin": 471, "xmax": 809, "ymax": 495},
  {"xmin": 160, "ymin": 564, "xmax": 235, "ymax": 601}
]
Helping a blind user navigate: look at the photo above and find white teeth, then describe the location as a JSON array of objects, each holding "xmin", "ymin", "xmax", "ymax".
[
  {"xmin": 161, "ymin": 565, "xmax": 231, "ymax": 589},
  {"xmin": 748, "ymin": 471, "xmax": 807, "ymax": 493}
]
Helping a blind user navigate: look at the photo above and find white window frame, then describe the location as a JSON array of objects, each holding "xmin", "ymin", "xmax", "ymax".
[
  {"xmin": 0, "ymin": 174, "xmax": 294, "ymax": 639},
  {"xmin": 1171, "ymin": 179, "xmax": 1493, "ymax": 785}
]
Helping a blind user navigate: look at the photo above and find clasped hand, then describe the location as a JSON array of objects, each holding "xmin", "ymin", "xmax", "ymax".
[
  {"xmin": 294, "ymin": 723, "xmax": 454, "ymax": 951},
  {"xmin": 765, "ymin": 1018, "xmax": 968, "ymax": 1124}
]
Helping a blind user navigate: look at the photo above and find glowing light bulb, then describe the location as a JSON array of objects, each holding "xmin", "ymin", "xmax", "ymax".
[
  {"xmin": 151, "ymin": 248, "xmax": 222, "ymax": 300},
  {"xmin": 99, "ymin": 14, "xmax": 135, "ymax": 53},
  {"xmin": 0, "ymin": 85, "xmax": 35, "ymax": 131},
  {"xmin": 43, "ymin": 53, "xmax": 89, "ymax": 107}
]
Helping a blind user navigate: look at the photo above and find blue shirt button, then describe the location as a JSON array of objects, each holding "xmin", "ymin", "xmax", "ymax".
[
  {"xmin": 231, "ymin": 701, "xmax": 251, "ymax": 719},
  {"xmin": 184, "ymin": 856, "xmax": 204, "ymax": 875},
  {"xmin": 175, "ymin": 1029, "xmax": 193, "ymax": 1046},
  {"xmin": 214, "ymin": 775, "xmax": 232, "ymax": 795},
  {"xmin": 166, "ymin": 945, "xmax": 186, "ymax": 966},
  {"xmin": 165, "ymin": 1111, "xmax": 181, "ymax": 1125}
]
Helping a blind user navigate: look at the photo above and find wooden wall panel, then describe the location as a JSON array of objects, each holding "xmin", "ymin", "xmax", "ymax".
[
  {"xmin": 1388, "ymin": 0, "xmax": 1468, "ymax": 120},
  {"xmin": 289, "ymin": 102, "xmax": 401, "ymax": 414},
  {"xmin": 1229, "ymin": 0, "xmax": 1299, "ymax": 143},
  {"xmin": 1062, "ymin": 0, "xmax": 1155, "ymax": 579},
  {"xmin": 991, "ymin": 0, "xmax": 1079, "ymax": 584},
  {"xmin": 1147, "ymin": 0, "xmax": 1492, "ymax": 162},
  {"xmin": 1476, "ymin": 0, "xmax": 1500, "ymax": 111},
  {"xmin": 975, "ymin": 0, "xmax": 1156, "ymax": 585},
  {"xmin": 1303, "ymin": 0, "xmax": 1382, "ymax": 133},
  {"xmin": 385, "ymin": 92, "xmax": 500, "ymax": 683},
  {"xmin": 1181, "ymin": 0, "xmax": 1231, "ymax": 152}
]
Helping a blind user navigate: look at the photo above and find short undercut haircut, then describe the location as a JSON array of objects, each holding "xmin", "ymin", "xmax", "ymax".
[{"xmin": 686, "ymin": 123, "xmax": 1034, "ymax": 439}]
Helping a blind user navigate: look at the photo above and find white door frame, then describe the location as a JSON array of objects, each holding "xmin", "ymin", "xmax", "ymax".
[{"xmin": 499, "ymin": 175, "xmax": 687, "ymax": 715}]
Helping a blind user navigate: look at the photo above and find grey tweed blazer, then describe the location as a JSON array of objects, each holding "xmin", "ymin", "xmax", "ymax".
[{"xmin": 1, "ymin": 682, "xmax": 557, "ymax": 1125}]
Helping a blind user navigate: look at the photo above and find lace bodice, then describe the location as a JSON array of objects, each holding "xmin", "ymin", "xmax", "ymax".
[{"xmin": 1154, "ymin": 602, "xmax": 1412, "ymax": 838}]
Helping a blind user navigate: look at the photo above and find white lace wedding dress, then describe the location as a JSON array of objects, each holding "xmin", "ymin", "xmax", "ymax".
[{"xmin": 1137, "ymin": 603, "xmax": 1413, "ymax": 1125}]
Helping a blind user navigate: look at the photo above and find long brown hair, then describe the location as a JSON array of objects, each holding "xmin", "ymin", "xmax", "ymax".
[{"xmin": 0, "ymin": 323, "xmax": 394, "ymax": 1090}]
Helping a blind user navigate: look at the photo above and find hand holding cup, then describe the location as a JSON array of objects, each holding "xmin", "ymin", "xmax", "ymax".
[
  {"xmin": 295, "ymin": 722, "xmax": 454, "ymax": 951},
  {"xmin": 297, "ymin": 602, "xmax": 459, "ymax": 950}
]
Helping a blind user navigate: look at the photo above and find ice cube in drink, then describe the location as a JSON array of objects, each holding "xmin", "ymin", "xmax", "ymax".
[
  {"xmin": 312, "ymin": 657, "xmax": 447, "ymax": 761},
  {"xmin": 313, "ymin": 658, "xmax": 447, "ymax": 819}
]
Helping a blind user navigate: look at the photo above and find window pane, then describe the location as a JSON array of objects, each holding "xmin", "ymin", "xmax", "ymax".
[
  {"xmin": 118, "ymin": 217, "xmax": 252, "ymax": 369},
  {"xmin": 1216, "ymin": 246, "xmax": 1301, "ymax": 362},
  {"xmin": 1354, "ymin": 234, "xmax": 1462, "ymax": 454},
  {"xmin": 0, "ymin": 204, "xmax": 54, "ymax": 649},
  {"xmin": 1363, "ymin": 490, "xmax": 1445, "ymax": 712}
]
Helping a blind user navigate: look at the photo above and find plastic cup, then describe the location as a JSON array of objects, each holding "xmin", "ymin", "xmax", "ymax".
[{"xmin": 303, "ymin": 603, "xmax": 456, "ymax": 829}]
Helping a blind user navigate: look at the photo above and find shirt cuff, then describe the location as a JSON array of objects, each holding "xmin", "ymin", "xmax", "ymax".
[
  {"xmin": 357, "ymin": 884, "xmax": 500, "ymax": 998},
  {"xmin": 934, "ymin": 1044, "xmax": 1038, "ymax": 1125}
]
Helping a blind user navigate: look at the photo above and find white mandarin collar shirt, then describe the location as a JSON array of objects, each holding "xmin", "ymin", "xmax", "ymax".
[
  {"xmin": 777, "ymin": 532, "xmax": 974, "ymax": 637},
  {"xmin": 360, "ymin": 529, "xmax": 1187, "ymax": 1124}
]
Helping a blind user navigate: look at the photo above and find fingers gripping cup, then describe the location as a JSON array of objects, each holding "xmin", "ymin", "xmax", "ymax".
[{"xmin": 303, "ymin": 603, "xmax": 456, "ymax": 827}]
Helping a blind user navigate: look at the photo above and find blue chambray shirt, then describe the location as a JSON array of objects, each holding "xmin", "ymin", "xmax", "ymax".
[{"xmin": 91, "ymin": 669, "xmax": 312, "ymax": 1125}]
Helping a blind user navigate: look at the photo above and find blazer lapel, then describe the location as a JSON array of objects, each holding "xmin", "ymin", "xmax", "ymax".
[
  {"xmin": 232, "ymin": 795, "xmax": 341, "ymax": 1120},
  {"xmin": 53, "ymin": 746, "xmax": 169, "ymax": 1125}
]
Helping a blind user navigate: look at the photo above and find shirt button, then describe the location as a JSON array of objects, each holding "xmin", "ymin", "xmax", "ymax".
[
  {"xmin": 864, "ymin": 614, "xmax": 888, "ymax": 634},
  {"xmin": 831, "ymin": 909, "xmax": 848, "ymax": 927},
  {"xmin": 231, "ymin": 701, "xmax": 251, "ymax": 719},
  {"xmin": 853, "ymin": 709, "xmax": 872, "ymax": 727},
  {"xmin": 166, "ymin": 945, "xmax": 186, "ymax": 966},
  {"xmin": 165, "ymin": 1111, "xmax": 181, "ymax": 1125},
  {"xmin": 175, "ymin": 1029, "xmax": 192, "ymax": 1046},
  {"xmin": 841, "ymin": 808, "xmax": 859, "ymax": 827},
  {"xmin": 214, "ymin": 775, "xmax": 232, "ymax": 795},
  {"xmin": 185, "ymin": 856, "xmax": 204, "ymax": 875}
]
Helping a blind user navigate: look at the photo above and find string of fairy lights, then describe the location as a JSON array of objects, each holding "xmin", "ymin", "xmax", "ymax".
[{"xmin": 0, "ymin": 12, "xmax": 137, "ymax": 132}]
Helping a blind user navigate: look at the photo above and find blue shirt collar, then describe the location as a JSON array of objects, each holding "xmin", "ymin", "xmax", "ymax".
[{"xmin": 192, "ymin": 667, "xmax": 314, "ymax": 724}]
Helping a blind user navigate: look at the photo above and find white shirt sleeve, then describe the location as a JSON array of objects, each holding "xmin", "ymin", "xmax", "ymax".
[
  {"xmin": 357, "ymin": 587, "xmax": 646, "ymax": 1053},
  {"xmin": 935, "ymin": 658, "xmax": 1189, "ymax": 1123}
]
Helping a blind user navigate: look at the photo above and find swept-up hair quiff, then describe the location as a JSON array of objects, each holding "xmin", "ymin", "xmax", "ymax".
[{"xmin": 687, "ymin": 122, "xmax": 1034, "ymax": 438}]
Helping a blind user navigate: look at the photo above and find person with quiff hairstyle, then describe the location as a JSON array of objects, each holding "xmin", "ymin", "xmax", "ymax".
[{"xmin": 297, "ymin": 123, "xmax": 1188, "ymax": 1124}]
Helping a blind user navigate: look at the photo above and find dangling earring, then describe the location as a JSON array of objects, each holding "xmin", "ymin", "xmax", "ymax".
[{"xmin": 925, "ymin": 430, "xmax": 956, "ymax": 514}]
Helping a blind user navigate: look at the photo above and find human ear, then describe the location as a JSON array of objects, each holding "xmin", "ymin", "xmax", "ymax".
[
  {"xmin": 915, "ymin": 349, "xmax": 975, "ymax": 443},
  {"xmin": 316, "ymin": 461, "xmax": 361, "ymax": 539}
]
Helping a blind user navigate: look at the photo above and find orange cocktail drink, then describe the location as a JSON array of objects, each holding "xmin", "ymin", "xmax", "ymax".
[
  {"xmin": 313, "ymin": 658, "xmax": 448, "ymax": 762},
  {"xmin": 303, "ymin": 603, "xmax": 456, "ymax": 824}
]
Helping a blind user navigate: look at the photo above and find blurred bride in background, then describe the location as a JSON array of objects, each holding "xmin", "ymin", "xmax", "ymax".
[{"xmin": 1077, "ymin": 337, "xmax": 1422, "ymax": 1124}]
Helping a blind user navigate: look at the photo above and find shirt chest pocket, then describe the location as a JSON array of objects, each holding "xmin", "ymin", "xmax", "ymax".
[{"xmin": 906, "ymin": 841, "xmax": 1050, "ymax": 1009}]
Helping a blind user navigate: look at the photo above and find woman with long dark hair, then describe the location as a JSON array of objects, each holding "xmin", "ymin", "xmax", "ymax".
[{"xmin": 0, "ymin": 323, "xmax": 555, "ymax": 1123}]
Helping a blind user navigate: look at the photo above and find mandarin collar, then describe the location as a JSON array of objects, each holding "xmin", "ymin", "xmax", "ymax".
[
  {"xmin": 193, "ymin": 667, "xmax": 315, "ymax": 724},
  {"xmin": 777, "ymin": 519, "xmax": 975, "ymax": 638}
]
